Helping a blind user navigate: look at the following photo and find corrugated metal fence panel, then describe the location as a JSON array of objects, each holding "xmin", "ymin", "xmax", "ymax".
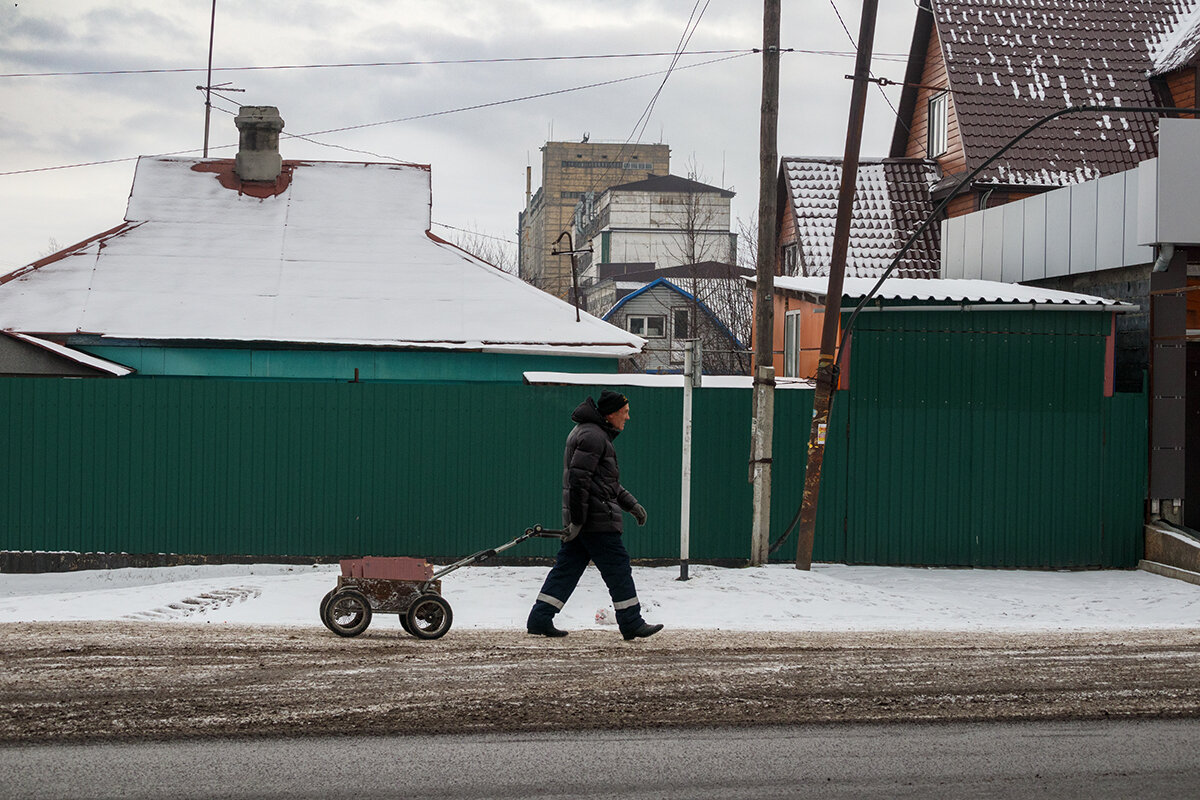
[
  {"xmin": 842, "ymin": 310, "xmax": 1118, "ymax": 567},
  {"xmin": 1, "ymin": 343, "xmax": 1145, "ymax": 567},
  {"xmin": 1100, "ymin": 390, "xmax": 1149, "ymax": 567}
]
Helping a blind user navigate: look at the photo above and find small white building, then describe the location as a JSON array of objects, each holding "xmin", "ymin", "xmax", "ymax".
[{"xmin": 572, "ymin": 174, "xmax": 737, "ymax": 286}]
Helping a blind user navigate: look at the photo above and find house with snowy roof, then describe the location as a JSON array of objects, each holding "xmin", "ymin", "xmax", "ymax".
[
  {"xmin": 0, "ymin": 106, "xmax": 642, "ymax": 383},
  {"xmin": 887, "ymin": 1, "xmax": 1200, "ymax": 534},
  {"xmin": 600, "ymin": 274, "xmax": 751, "ymax": 375}
]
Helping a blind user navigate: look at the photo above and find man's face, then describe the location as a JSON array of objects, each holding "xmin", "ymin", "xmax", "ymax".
[{"xmin": 606, "ymin": 404, "xmax": 630, "ymax": 431}]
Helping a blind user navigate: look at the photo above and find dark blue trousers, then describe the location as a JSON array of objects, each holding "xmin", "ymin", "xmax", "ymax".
[{"xmin": 528, "ymin": 531, "xmax": 644, "ymax": 633}]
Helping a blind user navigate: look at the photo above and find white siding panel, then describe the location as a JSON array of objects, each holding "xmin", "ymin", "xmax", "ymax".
[
  {"xmin": 1095, "ymin": 172, "xmax": 1126, "ymax": 271},
  {"xmin": 1001, "ymin": 201, "xmax": 1025, "ymax": 283},
  {"xmin": 980, "ymin": 205, "xmax": 1005, "ymax": 281},
  {"xmin": 1022, "ymin": 193, "xmax": 1048, "ymax": 282},
  {"xmin": 963, "ymin": 211, "xmax": 984, "ymax": 280},
  {"xmin": 1069, "ymin": 180, "xmax": 1098, "ymax": 274},
  {"xmin": 1045, "ymin": 189, "xmax": 1072, "ymax": 278}
]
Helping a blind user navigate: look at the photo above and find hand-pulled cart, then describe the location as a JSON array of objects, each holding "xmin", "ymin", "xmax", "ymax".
[{"xmin": 319, "ymin": 525, "xmax": 565, "ymax": 639}]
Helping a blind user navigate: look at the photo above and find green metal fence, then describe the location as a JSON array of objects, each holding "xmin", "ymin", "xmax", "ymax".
[{"xmin": 0, "ymin": 314, "xmax": 1147, "ymax": 567}]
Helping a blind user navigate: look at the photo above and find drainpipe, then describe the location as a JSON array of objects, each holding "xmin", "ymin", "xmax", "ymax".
[{"xmin": 1153, "ymin": 243, "xmax": 1175, "ymax": 273}]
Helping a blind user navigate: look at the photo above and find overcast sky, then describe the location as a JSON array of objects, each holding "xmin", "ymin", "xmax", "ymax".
[{"xmin": 0, "ymin": 1, "xmax": 919, "ymax": 274}]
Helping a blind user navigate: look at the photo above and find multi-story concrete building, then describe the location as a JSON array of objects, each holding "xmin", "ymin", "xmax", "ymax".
[
  {"xmin": 518, "ymin": 140, "xmax": 669, "ymax": 299},
  {"xmin": 573, "ymin": 173, "xmax": 737, "ymax": 289}
]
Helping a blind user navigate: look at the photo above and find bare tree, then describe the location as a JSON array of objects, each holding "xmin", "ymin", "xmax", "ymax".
[
  {"xmin": 654, "ymin": 159, "xmax": 752, "ymax": 375},
  {"xmin": 437, "ymin": 223, "xmax": 518, "ymax": 275},
  {"xmin": 37, "ymin": 238, "xmax": 61, "ymax": 259},
  {"xmin": 736, "ymin": 213, "xmax": 758, "ymax": 272}
]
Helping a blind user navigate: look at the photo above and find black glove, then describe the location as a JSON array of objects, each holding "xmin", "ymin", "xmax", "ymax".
[
  {"xmin": 564, "ymin": 522, "xmax": 583, "ymax": 542},
  {"xmin": 631, "ymin": 503, "xmax": 647, "ymax": 526}
]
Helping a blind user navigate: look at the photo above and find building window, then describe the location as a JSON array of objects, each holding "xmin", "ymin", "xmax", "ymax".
[
  {"xmin": 928, "ymin": 91, "xmax": 949, "ymax": 157},
  {"xmin": 783, "ymin": 311, "xmax": 800, "ymax": 378},
  {"xmin": 783, "ymin": 243, "xmax": 800, "ymax": 276},
  {"xmin": 673, "ymin": 308, "xmax": 690, "ymax": 340},
  {"xmin": 628, "ymin": 315, "xmax": 665, "ymax": 338}
]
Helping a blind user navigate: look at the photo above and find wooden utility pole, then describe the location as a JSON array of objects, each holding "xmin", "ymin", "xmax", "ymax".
[
  {"xmin": 749, "ymin": 0, "xmax": 781, "ymax": 566},
  {"xmin": 795, "ymin": 0, "xmax": 879, "ymax": 570}
]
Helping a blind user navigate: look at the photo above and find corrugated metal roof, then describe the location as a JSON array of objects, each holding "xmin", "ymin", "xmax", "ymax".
[
  {"xmin": 781, "ymin": 157, "xmax": 940, "ymax": 279},
  {"xmin": 929, "ymin": 0, "xmax": 1197, "ymax": 187},
  {"xmin": 0, "ymin": 157, "xmax": 643, "ymax": 358},
  {"xmin": 769, "ymin": 276, "xmax": 1134, "ymax": 306}
]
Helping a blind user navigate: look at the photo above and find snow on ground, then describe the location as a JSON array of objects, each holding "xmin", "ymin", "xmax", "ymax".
[{"xmin": 1, "ymin": 562, "xmax": 1198, "ymax": 632}]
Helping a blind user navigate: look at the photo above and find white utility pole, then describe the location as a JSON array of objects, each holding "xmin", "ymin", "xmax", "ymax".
[{"xmin": 679, "ymin": 340, "xmax": 702, "ymax": 581}]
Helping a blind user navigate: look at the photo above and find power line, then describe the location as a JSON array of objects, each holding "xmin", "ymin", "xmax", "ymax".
[
  {"xmin": 0, "ymin": 53, "xmax": 750, "ymax": 177},
  {"xmin": 431, "ymin": 221, "xmax": 517, "ymax": 245},
  {"xmin": 0, "ymin": 49, "xmax": 753, "ymax": 79},
  {"xmin": 0, "ymin": 47, "xmax": 903, "ymax": 79},
  {"xmin": 829, "ymin": 0, "xmax": 905, "ymax": 129},
  {"xmin": 578, "ymin": 1, "xmax": 716, "ymax": 202}
]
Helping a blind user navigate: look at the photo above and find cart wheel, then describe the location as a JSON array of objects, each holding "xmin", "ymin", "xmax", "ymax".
[
  {"xmin": 398, "ymin": 612, "xmax": 412, "ymax": 635},
  {"xmin": 405, "ymin": 594, "xmax": 453, "ymax": 640},
  {"xmin": 323, "ymin": 589, "xmax": 372, "ymax": 637},
  {"xmin": 319, "ymin": 589, "xmax": 337, "ymax": 632}
]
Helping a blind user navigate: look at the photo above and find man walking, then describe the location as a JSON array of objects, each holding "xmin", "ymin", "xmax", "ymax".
[{"xmin": 527, "ymin": 390, "xmax": 663, "ymax": 641}]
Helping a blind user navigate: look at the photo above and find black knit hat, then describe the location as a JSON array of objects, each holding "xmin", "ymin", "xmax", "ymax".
[{"xmin": 596, "ymin": 390, "xmax": 629, "ymax": 416}]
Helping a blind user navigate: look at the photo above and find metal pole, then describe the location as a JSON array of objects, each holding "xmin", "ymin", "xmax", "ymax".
[
  {"xmin": 795, "ymin": 0, "xmax": 879, "ymax": 570},
  {"xmin": 679, "ymin": 340, "xmax": 694, "ymax": 581},
  {"xmin": 750, "ymin": 0, "xmax": 780, "ymax": 566},
  {"xmin": 202, "ymin": 0, "xmax": 217, "ymax": 158}
]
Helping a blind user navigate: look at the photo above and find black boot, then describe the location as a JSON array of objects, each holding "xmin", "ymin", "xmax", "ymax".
[
  {"xmin": 527, "ymin": 615, "xmax": 569, "ymax": 637},
  {"xmin": 622, "ymin": 622, "xmax": 663, "ymax": 641}
]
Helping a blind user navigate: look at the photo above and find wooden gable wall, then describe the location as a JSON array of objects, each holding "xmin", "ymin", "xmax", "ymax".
[{"xmin": 902, "ymin": 25, "xmax": 966, "ymax": 179}]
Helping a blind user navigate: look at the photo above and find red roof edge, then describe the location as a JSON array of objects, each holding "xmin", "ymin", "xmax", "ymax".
[
  {"xmin": 0, "ymin": 221, "xmax": 139, "ymax": 287},
  {"xmin": 424, "ymin": 230, "xmax": 506, "ymax": 272}
]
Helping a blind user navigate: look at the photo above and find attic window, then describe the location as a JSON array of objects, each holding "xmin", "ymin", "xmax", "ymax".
[
  {"xmin": 628, "ymin": 314, "xmax": 665, "ymax": 338},
  {"xmin": 928, "ymin": 91, "xmax": 949, "ymax": 158}
]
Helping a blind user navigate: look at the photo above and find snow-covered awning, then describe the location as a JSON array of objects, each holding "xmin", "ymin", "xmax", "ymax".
[
  {"xmin": 2, "ymin": 331, "xmax": 134, "ymax": 376},
  {"xmin": 760, "ymin": 276, "xmax": 1135, "ymax": 309},
  {"xmin": 523, "ymin": 372, "xmax": 814, "ymax": 389}
]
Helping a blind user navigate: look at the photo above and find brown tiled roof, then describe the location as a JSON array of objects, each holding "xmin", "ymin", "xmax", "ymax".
[
  {"xmin": 780, "ymin": 157, "xmax": 941, "ymax": 279},
  {"xmin": 897, "ymin": 0, "xmax": 1196, "ymax": 187},
  {"xmin": 1151, "ymin": 7, "xmax": 1200, "ymax": 74}
]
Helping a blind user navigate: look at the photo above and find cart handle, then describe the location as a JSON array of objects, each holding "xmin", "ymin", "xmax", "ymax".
[{"xmin": 424, "ymin": 525, "xmax": 565, "ymax": 587}]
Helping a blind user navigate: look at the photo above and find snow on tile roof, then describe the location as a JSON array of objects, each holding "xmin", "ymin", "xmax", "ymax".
[
  {"xmin": 781, "ymin": 157, "xmax": 940, "ymax": 279},
  {"xmin": 0, "ymin": 157, "xmax": 643, "ymax": 358},
  {"xmin": 931, "ymin": 0, "xmax": 1197, "ymax": 187},
  {"xmin": 770, "ymin": 275, "xmax": 1134, "ymax": 307},
  {"xmin": 1150, "ymin": 4, "xmax": 1200, "ymax": 74}
]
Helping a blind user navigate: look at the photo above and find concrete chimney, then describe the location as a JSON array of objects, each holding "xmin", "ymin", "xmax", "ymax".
[{"xmin": 234, "ymin": 106, "xmax": 284, "ymax": 182}]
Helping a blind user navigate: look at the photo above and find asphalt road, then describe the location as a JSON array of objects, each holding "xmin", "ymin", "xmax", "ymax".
[
  {"xmin": 4, "ymin": 623, "xmax": 1200, "ymax": 744},
  {"xmin": 2, "ymin": 719, "xmax": 1199, "ymax": 799}
]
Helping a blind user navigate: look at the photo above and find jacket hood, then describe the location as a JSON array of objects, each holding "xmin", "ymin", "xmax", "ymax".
[{"xmin": 571, "ymin": 397, "xmax": 619, "ymax": 438}]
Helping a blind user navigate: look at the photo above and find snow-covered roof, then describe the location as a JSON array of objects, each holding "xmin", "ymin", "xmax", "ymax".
[
  {"xmin": 0, "ymin": 157, "xmax": 643, "ymax": 359},
  {"xmin": 1151, "ymin": 5, "xmax": 1200, "ymax": 75},
  {"xmin": 768, "ymin": 276, "xmax": 1134, "ymax": 307},
  {"xmin": 781, "ymin": 157, "xmax": 940, "ymax": 279},
  {"xmin": 899, "ymin": 0, "xmax": 1197, "ymax": 187}
]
